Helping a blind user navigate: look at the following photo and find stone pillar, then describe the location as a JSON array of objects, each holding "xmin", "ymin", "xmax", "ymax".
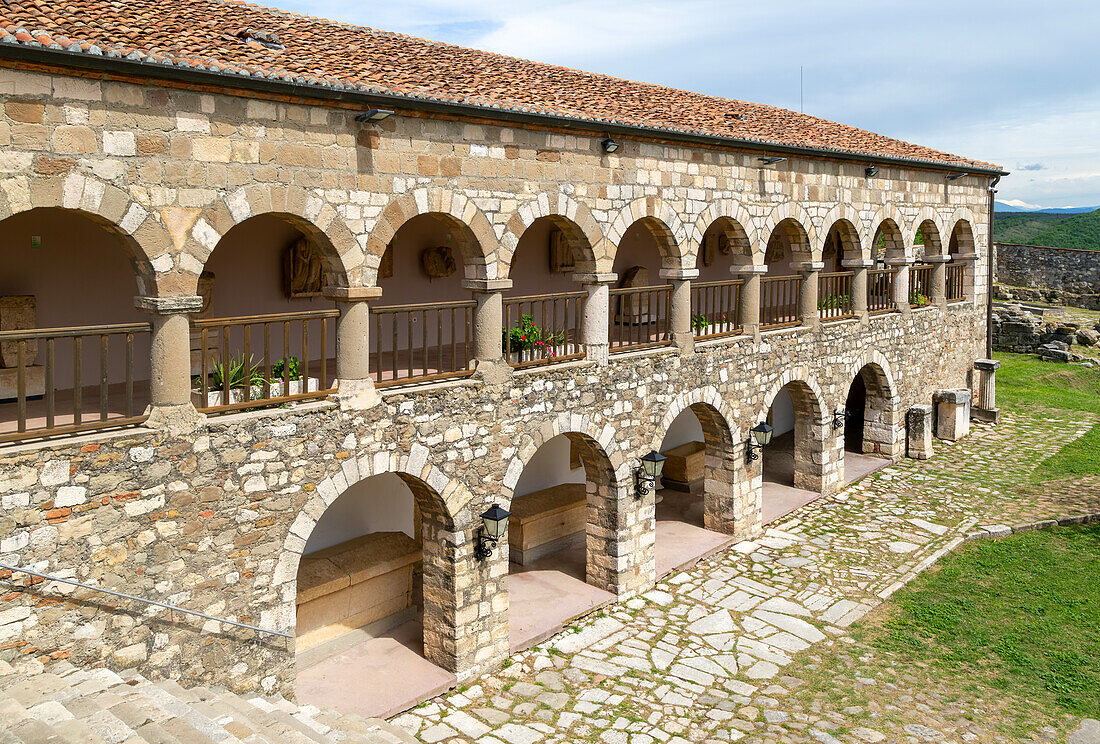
[
  {"xmin": 933, "ymin": 389, "xmax": 971, "ymax": 441},
  {"xmin": 793, "ymin": 261, "xmax": 824, "ymax": 329},
  {"xmin": 972, "ymin": 359, "xmax": 1001, "ymax": 423},
  {"xmin": 463, "ymin": 279, "xmax": 512, "ymax": 384},
  {"xmin": 324, "ymin": 286, "xmax": 382, "ymax": 410},
  {"xmin": 731, "ymin": 264, "xmax": 767, "ymax": 340},
  {"xmin": 953, "ymin": 252, "xmax": 980, "ymax": 304},
  {"xmin": 660, "ymin": 268, "xmax": 698, "ymax": 354},
  {"xmin": 887, "ymin": 257, "xmax": 914, "ymax": 314},
  {"xmin": 906, "ymin": 404, "xmax": 934, "ymax": 459},
  {"xmin": 841, "ymin": 258, "xmax": 873, "ymax": 321},
  {"xmin": 574, "ymin": 273, "xmax": 616, "ymax": 365},
  {"xmin": 135, "ymin": 295, "xmax": 205, "ymax": 434},
  {"xmin": 926, "ymin": 254, "xmax": 951, "ymax": 308}
]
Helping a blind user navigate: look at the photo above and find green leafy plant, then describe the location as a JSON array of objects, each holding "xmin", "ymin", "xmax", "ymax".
[
  {"xmin": 909, "ymin": 291, "xmax": 931, "ymax": 307},
  {"xmin": 270, "ymin": 356, "xmax": 301, "ymax": 381},
  {"xmin": 691, "ymin": 314, "xmax": 709, "ymax": 333},
  {"xmin": 819, "ymin": 294, "xmax": 851, "ymax": 310},
  {"xmin": 503, "ymin": 314, "xmax": 566, "ymax": 357},
  {"xmin": 208, "ymin": 353, "xmax": 264, "ymax": 390}
]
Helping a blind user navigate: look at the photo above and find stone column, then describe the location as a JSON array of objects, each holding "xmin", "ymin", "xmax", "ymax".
[
  {"xmin": 972, "ymin": 358, "xmax": 1001, "ymax": 423},
  {"xmin": 925, "ymin": 254, "xmax": 951, "ymax": 308},
  {"xmin": 841, "ymin": 258, "xmax": 873, "ymax": 321},
  {"xmin": 953, "ymin": 252, "xmax": 980, "ymax": 304},
  {"xmin": 906, "ymin": 405, "xmax": 934, "ymax": 460},
  {"xmin": 135, "ymin": 295, "xmax": 205, "ymax": 434},
  {"xmin": 731, "ymin": 264, "xmax": 767, "ymax": 340},
  {"xmin": 793, "ymin": 261, "xmax": 824, "ymax": 329},
  {"xmin": 660, "ymin": 268, "xmax": 698, "ymax": 354},
  {"xmin": 933, "ymin": 389, "xmax": 971, "ymax": 441},
  {"xmin": 887, "ymin": 257, "xmax": 914, "ymax": 314},
  {"xmin": 574, "ymin": 273, "xmax": 616, "ymax": 365},
  {"xmin": 463, "ymin": 279, "xmax": 512, "ymax": 385},
  {"xmin": 324, "ymin": 286, "xmax": 382, "ymax": 410}
]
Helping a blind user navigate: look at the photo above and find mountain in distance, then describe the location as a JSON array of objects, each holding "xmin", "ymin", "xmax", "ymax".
[
  {"xmin": 993, "ymin": 207, "xmax": 1100, "ymax": 250},
  {"xmin": 995, "ymin": 200, "xmax": 1099, "ymax": 214}
]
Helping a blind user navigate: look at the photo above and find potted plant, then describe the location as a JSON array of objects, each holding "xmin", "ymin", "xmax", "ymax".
[
  {"xmin": 691, "ymin": 314, "xmax": 710, "ymax": 334},
  {"xmin": 192, "ymin": 354, "xmax": 321, "ymax": 406},
  {"xmin": 909, "ymin": 291, "xmax": 931, "ymax": 308}
]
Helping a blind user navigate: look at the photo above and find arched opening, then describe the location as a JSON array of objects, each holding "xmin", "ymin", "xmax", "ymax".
[
  {"xmin": 294, "ymin": 472, "xmax": 456, "ymax": 719},
  {"xmin": 820, "ymin": 220, "xmax": 861, "ymax": 321},
  {"xmin": 841, "ymin": 363, "xmax": 900, "ymax": 483},
  {"xmin": 869, "ymin": 220, "xmax": 905, "ymax": 313},
  {"xmin": 693, "ymin": 218, "xmax": 752, "ymax": 338},
  {"xmin": 610, "ymin": 218, "xmax": 677, "ymax": 351},
  {"xmin": 194, "ymin": 213, "xmax": 340, "ymax": 414},
  {"xmin": 0, "ymin": 207, "xmax": 152, "ymax": 441},
  {"xmin": 503, "ymin": 216, "xmax": 592, "ymax": 367},
  {"xmin": 654, "ymin": 403, "xmax": 741, "ymax": 577},
  {"xmin": 946, "ymin": 220, "xmax": 975, "ymax": 302},
  {"xmin": 761, "ymin": 380, "xmax": 827, "ymax": 523},
  {"xmin": 372, "ymin": 213, "xmax": 483, "ymax": 385},
  {"xmin": 761, "ymin": 219, "xmax": 807, "ymax": 329},
  {"xmin": 505, "ymin": 432, "xmax": 619, "ymax": 653}
]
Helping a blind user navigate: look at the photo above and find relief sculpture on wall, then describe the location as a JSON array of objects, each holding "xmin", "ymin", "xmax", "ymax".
[{"xmin": 284, "ymin": 236, "xmax": 324, "ymax": 298}]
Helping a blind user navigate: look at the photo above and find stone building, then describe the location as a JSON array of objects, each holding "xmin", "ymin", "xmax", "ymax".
[{"xmin": 0, "ymin": 0, "xmax": 1003, "ymax": 714}]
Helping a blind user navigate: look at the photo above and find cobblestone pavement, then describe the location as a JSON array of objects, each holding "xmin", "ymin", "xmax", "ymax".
[{"xmin": 394, "ymin": 408, "xmax": 1100, "ymax": 744}]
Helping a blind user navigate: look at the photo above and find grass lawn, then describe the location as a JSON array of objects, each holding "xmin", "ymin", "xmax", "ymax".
[
  {"xmin": 860, "ymin": 524, "xmax": 1100, "ymax": 721},
  {"xmin": 995, "ymin": 352, "xmax": 1100, "ymax": 481}
]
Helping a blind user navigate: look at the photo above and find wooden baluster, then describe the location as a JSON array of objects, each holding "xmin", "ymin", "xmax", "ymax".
[
  {"xmin": 73, "ymin": 336, "xmax": 82, "ymax": 426},
  {"xmin": 99, "ymin": 334, "xmax": 108, "ymax": 420},
  {"xmin": 125, "ymin": 332, "xmax": 134, "ymax": 419},
  {"xmin": 46, "ymin": 338, "xmax": 55, "ymax": 430},
  {"xmin": 16, "ymin": 340, "xmax": 26, "ymax": 433}
]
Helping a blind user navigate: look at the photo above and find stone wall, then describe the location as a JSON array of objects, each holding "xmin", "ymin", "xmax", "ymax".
[
  {"xmin": 0, "ymin": 303, "xmax": 985, "ymax": 696},
  {"xmin": 994, "ymin": 242, "xmax": 1100, "ymax": 310}
]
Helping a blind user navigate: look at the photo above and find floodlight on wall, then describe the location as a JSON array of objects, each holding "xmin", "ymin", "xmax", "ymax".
[
  {"xmin": 474, "ymin": 503, "xmax": 511, "ymax": 560},
  {"xmin": 746, "ymin": 422, "xmax": 774, "ymax": 462},
  {"xmin": 355, "ymin": 108, "xmax": 394, "ymax": 123},
  {"xmin": 865, "ymin": 165, "xmax": 879, "ymax": 178},
  {"xmin": 759, "ymin": 156, "xmax": 787, "ymax": 165},
  {"xmin": 945, "ymin": 172, "xmax": 968, "ymax": 181},
  {"xmin": 601, "ymin": 137, "xmax": 621, "ymax": 154},
  {"xmin": 634, "ymin": 450, "xmax": 667, "ymax": 499},
  {"xmin": 832, "ymin": 408, "xmax": 849, "ymax": 430}
]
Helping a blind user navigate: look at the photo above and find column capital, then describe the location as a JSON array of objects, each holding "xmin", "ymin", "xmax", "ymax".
[
  {"xmin": 922, "ymin": 254, "xmax": 953, "ymax": 264},
  {"xmin": 791, "ymin": 261, "xmax": 824, "ymax": 273},
  {"xmin": 885, "ymin": 256, "xmax": 916, "ymax": 267},
  {"xmin": 952, "ymin": 252, "xmax": 979, "ymax": 262},
  {"xmin": 729, "ymin": 264, "xmax": 768, "ymax": 276},
  {"xmin": 974, "ymin": 358, "xmax": 1001, "ymax": 371},
  {"xmin": 323, "ymin": 286, "xmax": 382, "ymax": 302},
  {"xmin": 134, "ymin": 295, "xmax": 203, "ymax": 315},
  {"xmin": 462, "ymin": 278, "xmax": 513, "ymax": 292},
  {"xmin": 658, "ymin": 268, "xmax": 699, "ymax": 281},
  {"xmin": 571, "ymin": 272, "xmax": 618, "ymax": 285},
  {"xmin": 840, "ymin": 258, "xmax": 875, "ymax": 269}
]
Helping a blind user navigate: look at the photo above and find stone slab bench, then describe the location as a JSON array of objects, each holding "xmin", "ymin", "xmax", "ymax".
[
  {"xmin": 660, "ymin": 440, "xmax": 705, "ymax": 492},
  {"xmin": 508, "ymin": 483, "xmax": 586, "ymax": 566},
  {"xmin": 295, "ymin": 531, "xmax": 420, "ymax": 654}
]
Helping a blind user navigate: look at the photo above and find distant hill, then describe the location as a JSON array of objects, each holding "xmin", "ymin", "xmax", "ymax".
[
  {"xmin": 993, "ymin": 208, "xmax": 1100, "ymax": 251},
  {"xmin": 994, "ymin": 201, "xmax": 1100, "ymax": 214}
]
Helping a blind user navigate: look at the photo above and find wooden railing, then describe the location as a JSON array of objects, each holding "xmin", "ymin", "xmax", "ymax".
[
  {"xmin": 760, "ymin": 275, "xmax": 800, "ymax": 329},
  {"xmin": 690, "ymin": 279, "xmax": 743, "ymax": 340},
  {"xmin": 868, "ymin": 268, "xmax": 897, "ymax": 314},
  {"xmin": 910, "ymin": 264, "xmax": 934, "ymax": 307},
  {"xmin": 609, "ymin": 285, "xmax": 671, "ymax": 352},
  {"xmin": 503, "ymin": 292, "xmax": 586, "ymax": 369},
  {"xmin": 192, "ymin": 310, "xmax": 338, "ymax": 414},
  {"xmin": 371, "ymin": 300, "xmax": 476, "ymax": 387},
  {"xmin": 946, "ymin": 262, "xmax": 966, "ymax": 302},
  {"xmin": 817, "ymin": 271, "xmax": 854, "ymax": 321},
  {"xmin": 0, "ymin": 322, "xmax": 152, "ymax": 443}
]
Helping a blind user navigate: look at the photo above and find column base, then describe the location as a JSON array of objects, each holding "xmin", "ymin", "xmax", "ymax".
[
  {"xmin": 670, "ymin": 331, "xmax": 694, "ymax": 355},
  {"xmin": 473, "ymin": 359, "xmax": 513, "ymax": 387},
  {"xmin": 585, "ymin": 344, "xmax": 609, "ymax": 366},
  {"xmin": 332, "ymin": 378, "xmax": 381, "ymax": 411},
  {"xmin": 972, "ymin": 407, "xmax": 1000, "ymax": 424},
  {"xmin": 144, "ymin": 403, "xmax": 205, "ymax": 436}
]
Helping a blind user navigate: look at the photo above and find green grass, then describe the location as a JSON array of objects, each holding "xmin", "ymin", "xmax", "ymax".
[
  {"xmin": 862, "ymin": 524, "xmax": 1100, "ymax": 718},
  {"xmin": 996, "ymin": 352, "xmax": 1100, "ymax": 480}
]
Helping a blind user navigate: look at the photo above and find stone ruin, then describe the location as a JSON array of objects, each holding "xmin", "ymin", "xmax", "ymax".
[{"xmin": 992, "ymin": 303, "xmax": 1099, "ymax": 363}]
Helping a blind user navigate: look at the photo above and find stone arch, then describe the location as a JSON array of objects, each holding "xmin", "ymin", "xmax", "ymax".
[
  {"xmin": 758, "ymin": 369, "xmax": 839, "ymax": 495},
  {"xmin": 606, "ymin": 197, "xmax": 690, "ymax": 272},
  {"xmin": 912, "ymin": 211, "xmax": 946, "ymax": 257},
  {"xmin": 869, "ymin": 204, "xmax": 911, "ymax": 261},
  {"xmin": 363, "ymin": 188, "xmax": 501, "ymax": 284},
  {"xmin": 501, "ymin": 193, "xmax": 606, "ymax": 276},
  {"xmin": 819, "ymin": 204, "xmax": 868, "ymax": 262},
  {"xmin": 839, "ymin": 351, "xmax": 903, "ymax": 459},
  {"xmin": 0, "ymin": 173, "xmax": 164, "ymax": 295},
  {"xmin": 947, "ymin": 208, "xmax": 977, "ymax": 255},
  {"xmin": 761, "ymin": 202, "xmax": 815, "ymax": 261},
  {"xmin": 652, "ymin": 387, "xmax": 757, "ymax": 537},
  {"xmin": 691, "ymin": 200, "xmax": 760, "ymax": 266},
  {"xmin": 273, "ymin": 447, "xmax": 474, "ymax": 672}
]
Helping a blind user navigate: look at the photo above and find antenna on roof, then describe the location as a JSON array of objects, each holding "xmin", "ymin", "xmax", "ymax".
[{"xmin": 800, "ymin": 66, "xmax": 803, "ymax": 114}]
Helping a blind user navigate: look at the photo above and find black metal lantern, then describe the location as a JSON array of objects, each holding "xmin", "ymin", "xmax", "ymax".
[
  {"xmin": 601, "ymin": 137, "xmax": 620, "ymax": 153},
  {"xmin": 832, "ymin": 408, "xmax": 849, "ymax": 430},
  {"xmin": 747, "ymin": 422, "xmax": 773, "ymax": 462},
  {"xmin": 475, "ymin": 503, "xmax": 511, "ymax": 560},
  {"xmin": 635, "ymin": 450, "xmax": 667, "ymax": 498}
]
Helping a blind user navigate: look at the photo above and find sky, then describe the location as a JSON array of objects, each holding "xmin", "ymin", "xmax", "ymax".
[{"xmin": 274, "ymin": 0, "xmax": 1100, "ymax": 209}]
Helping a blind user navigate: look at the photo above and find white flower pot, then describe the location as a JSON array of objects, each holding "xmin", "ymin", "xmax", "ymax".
[{"xmin": 194, "ymin": 377, "xmax": 321, "ymax": 407}]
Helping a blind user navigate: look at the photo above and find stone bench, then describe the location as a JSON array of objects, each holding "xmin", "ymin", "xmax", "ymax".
[
  {"xmin": 508, "ymin": 483, "xmax": 586, "ymax": 566},
  {"xmin": 295, "ymin": 531, "xmax": 420, "ymax": 654},
  {"xmin": 660, "ymin": 440, "xmax": 705, "ymax": 492}
]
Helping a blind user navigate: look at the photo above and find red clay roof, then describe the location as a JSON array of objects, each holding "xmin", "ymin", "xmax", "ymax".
[{"xmin": 0, "ymin": 0, "xmax": 1001, "ymax": 172}]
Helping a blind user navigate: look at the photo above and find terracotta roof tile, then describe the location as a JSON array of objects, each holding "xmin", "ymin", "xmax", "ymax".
[{"xmin": 0, "ymin": 0, "xmax": 1001, "ymax": 172}]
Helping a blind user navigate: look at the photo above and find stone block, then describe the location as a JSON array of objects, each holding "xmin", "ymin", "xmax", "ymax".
[
  {"xmin": 933, "ymin": 389, "xmax": 970, "ymax": 441},
  {"xmin": 660, "ymin": 441, "xmax": 705, "ymax": 492},
  {"xmin": 0, "ymin": 296, "xmax": 37, "ymax": 368},
  {"xmin": 906, "ymin": 405, "xmax": 934, "ymax": 459},
  {"xmin": 0, "ymin": 366, "xmax": 45, "ymax": 400}
]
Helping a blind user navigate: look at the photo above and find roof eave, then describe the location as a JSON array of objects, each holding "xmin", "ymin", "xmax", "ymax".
[{"xmin": 0, "ymin": 41, "xmax": 1009, "ymax": 177}]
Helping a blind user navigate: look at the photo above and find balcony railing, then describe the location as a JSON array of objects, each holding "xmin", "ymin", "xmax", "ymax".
[
  {"xmin": 503, "ymin": 292, "xmax": 586, "ymax": 369},
  {"xmin": 946, "ymin": 262, "xmax": 966, "ymax": 302},
  {"xmin": 910, "ymin": 264, "xmax": 934, "ymax": 308},
  {"xmin": 690, "ymin": 279, "xmax": 743, "ymax": 340},
  {"xmin": 609, "ymin": 284, "xmax": 671, "ymax": 352},
  {"xmin": 818, "ymin": 271, "xmax": 854, "ymax": 321},
  {"xmin": 760, "ymin": 275, "xmax": 800, "ymax": 329},
  {"xmin": 371, "ymin": 300, "xmax": 476, "ymax": 387},
  {"xmin": 868, "ymin": 268, "xmax": 897, "ymax": 314},
  {"xmin": 192, "ymin": 310, "xmax": 338, "ymax": 414},
  {"xmin": 0, "ymin": 322, "xmax": 152, "ymax": 443}
]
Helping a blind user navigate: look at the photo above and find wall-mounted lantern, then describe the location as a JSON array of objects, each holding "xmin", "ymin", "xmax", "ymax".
[
  {"xmin": 601, "ymin": 137, "xmax": 621, "ymax": 153},
  {"xmin": 746, "ymin": 422, "xmax": 774, "ymax": 462},
  {"xmin": 634, "ymin": 450, "xmax": 666, "ymax": 499},
  {"xmin": 832, "ymin": 408, "xmax": 849, "ymax": 430},
  {"xmin": 355, "ymin": 108, "xmax": 394, "ymax": 123},
  {"xmin": 475, "ymin": 503, "xmax": 511, "ymax": 560}
]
